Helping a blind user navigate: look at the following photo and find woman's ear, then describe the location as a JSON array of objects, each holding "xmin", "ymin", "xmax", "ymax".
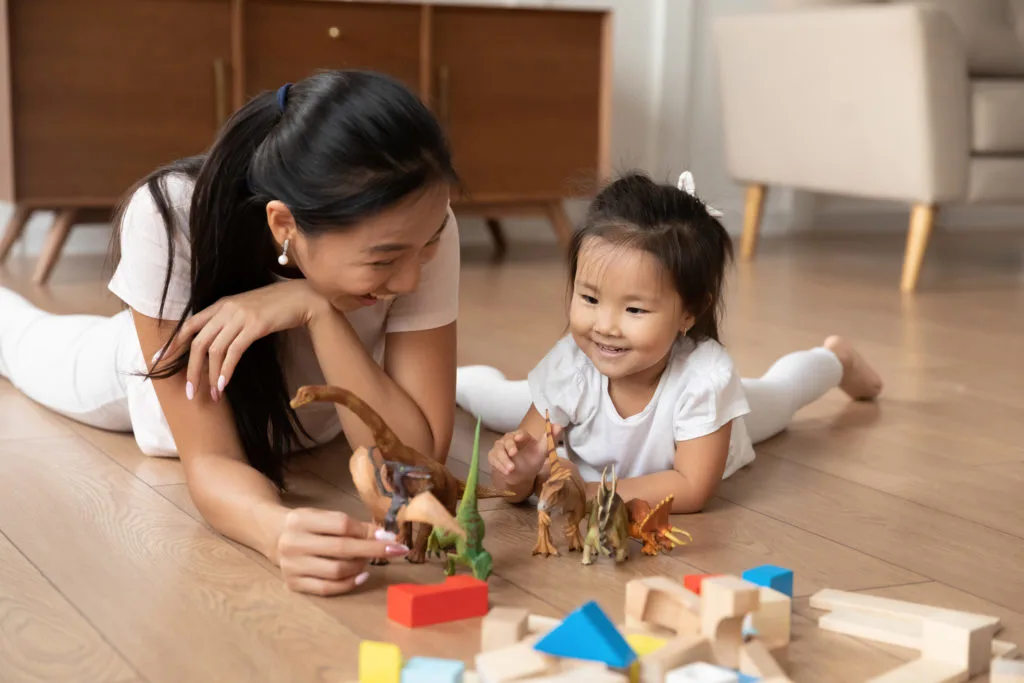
[{"xmin": 266, "ymin": 200, "xmax": 297, "ymax": 246}]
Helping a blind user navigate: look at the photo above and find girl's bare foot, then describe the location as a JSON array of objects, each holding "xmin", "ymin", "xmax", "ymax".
[{"xmin": 824, "ymin": 335, "xmax": 883, "ymax": 400}]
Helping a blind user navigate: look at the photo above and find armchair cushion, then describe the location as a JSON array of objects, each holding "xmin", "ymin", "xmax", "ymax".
[{"xmin": 972, "ymin": 80, "xmax": 1024, "ymax": 152}]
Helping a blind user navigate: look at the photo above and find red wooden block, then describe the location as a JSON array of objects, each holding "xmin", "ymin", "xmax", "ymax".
[
  {"xmin": 683, "ymin": 573, "xmax": 723, "ymax": 596},
  {"xmin": 387, "ymin": 575, "xmax": 489, "ymax": 628}
]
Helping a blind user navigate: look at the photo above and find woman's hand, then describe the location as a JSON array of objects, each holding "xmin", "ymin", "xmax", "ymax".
[
  {"xmin": 155, "ymin": 279, "xmax": 327, "ymax": 400},
  {"xmin": 274, "ymin": 508, "xmax": 410, "ymax": 596}
]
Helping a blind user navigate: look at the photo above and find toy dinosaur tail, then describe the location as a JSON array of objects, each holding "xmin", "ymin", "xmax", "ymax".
[
  {"xmin": 457, "ymin": 417, "xmax": 515, "ymax": 500},
  {"xmin": 290, "ymin": 385, "xmax": 398, "ymax": 453}
]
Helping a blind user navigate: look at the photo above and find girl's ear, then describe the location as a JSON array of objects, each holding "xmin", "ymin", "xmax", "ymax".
[{"xmin": 266, "ymin": 200, "xmax": 298, "ymax": 246}]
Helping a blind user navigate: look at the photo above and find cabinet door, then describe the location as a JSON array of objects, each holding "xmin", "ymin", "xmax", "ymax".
[
  {"xmin": 244, "ymin": 1, "xmax": 422, "ymax": 98},
  {"xmin": 9, "ymin": 0, "xmax": 232, "ymax": 202},
  {"xmin": 431, "ymin": 7, "xmax": 607, "ymax": 201}
]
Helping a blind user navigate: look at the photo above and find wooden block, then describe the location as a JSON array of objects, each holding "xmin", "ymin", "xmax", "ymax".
[
  {"xmin": 360, "ymin": 640, "xmax": 402, "ymax": 683},
  {"xmin": 482, "ymin": 607, "xmax": 529, "ymax": 651},
  {"xmin": 625, "ymin": 576, "xmax": 701, "ymax": 635},
  {"xmin": 682, "ymin": 574, "xmax": 723, "ymax": 596},
  {"xmin": 474, "ymin": 640, "xmax": 557, "ymax": 683},
  {"xmin": 809, "ymin": 589, "xmax": 1002, "ymax": 638},
  {"xmin": 388, "ymin": 576, "xmax": 489, "ymax": 628},
  {"xmin": 992, "ymin": 657, "xmax": 1024, "ymax": 683},
  {"xmin": 994, "ymin": 640, "xmax": 1022, "ymax": 660},
  {"xmin": 920, "ymin": 613, "xmax": 994, "ymax": 679},
  {"xmin": 700, "ymin": 576, "xmax": 760, "ymax": 669},
  {"xmin": 528, "ymin": 614, "xmax": 562, "ymax": 635},
  {"xmin": 738, "ymin": 639, "xmax": 785, "ymax": 679},
  {"xmin": 526, "ymin": 667, "xmax": 629, "ymax": 682},
  {"xmin": 865, "ymin": 658, "xmax": 967, "ymax": 683},
  {"xmin": 636, "ymin": 635, "xmax": 714, "ymax": 683},
  {"xmin": 750, "ymin": 587, "xmax": 791, "ymax": 648},
  {"xmin": 665, "ymin": 661, "xmax": 738, "ymax": 682},
  {"xmin": 818, "ymin": 609, "xmax": 921, "ymax": 649}
]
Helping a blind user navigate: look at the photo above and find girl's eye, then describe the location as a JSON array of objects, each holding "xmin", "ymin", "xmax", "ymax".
[
  {"xmin": 627, "ymin": 307, "xmax": 648, "ymax": 315},
  {"xmin": 580, "ymin": 294, "xmax": 597, "ymax": 304}
]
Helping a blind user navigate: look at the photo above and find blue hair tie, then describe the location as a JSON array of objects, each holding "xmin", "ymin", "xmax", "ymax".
[{"xmin": 276, "ymin": 83, "xmax": 292, "ymax": 112}]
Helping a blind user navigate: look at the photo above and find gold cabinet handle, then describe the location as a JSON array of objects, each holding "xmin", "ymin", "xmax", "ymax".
[
  {"xmin": 213, "ymin": 59, "xmax": 228, "ymax": 128},
  {"xmin": 328, "ymin": 26, "xmax": 340, "ymax": 39},
  {"xmin": 437, "ymin": 65, "xmax": 450, "ymax": 127}
]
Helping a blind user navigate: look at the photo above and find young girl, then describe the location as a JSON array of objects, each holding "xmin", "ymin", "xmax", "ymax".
[
  {"xmin": 0, "ymin": 70, "xmax": 461, "ymax": 595},
  {"xmin": 457, "ymin": 171, "xmax": 883, "ymax": 513}
]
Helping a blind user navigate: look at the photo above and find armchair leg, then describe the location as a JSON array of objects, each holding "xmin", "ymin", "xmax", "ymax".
[
  {"xmin": 740, "ymin": 184, "xmax": 767, "ymax": 260},
  {"xmin": 900, "ymin": 204, "xmax": 935, "ymax": 293}
]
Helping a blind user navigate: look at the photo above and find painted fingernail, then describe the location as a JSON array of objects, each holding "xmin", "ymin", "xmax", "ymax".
[
  {"xmin": 354, "ymin": 571, "xmax": 370, "ymax": 586},
  {"xmin": 217, "ymin": 375, "xmax": 226, "ymax": 392},
  {"xmin": 210, "ymin": 387, "xmax": 218, "ymax": 402},
  {"xmin": 185, "ymin": 382, "xmax": 195, "ymax": 401},
  {"xmin": 386, "ymin": 544, "xmax": 410, "ymax": 555},
  {"xmin": 374, "ymin": 529, "xmax": 397, "ymax": 542}
]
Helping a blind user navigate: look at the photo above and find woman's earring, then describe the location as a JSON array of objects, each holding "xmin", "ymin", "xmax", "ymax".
[{"xmin": 278, "ymin": 239, "xmax": 290, "ymax": 266}]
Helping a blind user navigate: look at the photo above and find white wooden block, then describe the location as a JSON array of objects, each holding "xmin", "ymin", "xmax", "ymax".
[
  {"xmin": 810, "ymin": 589, "xmax": 1001, "ymax": 638},
  {"xmin": 665, "ymin": 661, "xmax": 739, "ymax": 683},
  {"xmin": 481, "ymin": 607, "xmax": 529, "ymax": 651},
  {"xmin": 994, "ymin": 640, "xmax": 1022, "ymax": 660},
  {"xmin": 920, "ymin": 613, "xmax": 994, "ymax": 678},
  {"xmin": 866, "ymin": 658, "xmax": 967, "ymax": 683}
]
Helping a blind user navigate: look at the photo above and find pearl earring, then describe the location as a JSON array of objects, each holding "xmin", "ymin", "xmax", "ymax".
[{"xmin": 278, "ymin": 239, "xmax": 290, "ymax": 266}]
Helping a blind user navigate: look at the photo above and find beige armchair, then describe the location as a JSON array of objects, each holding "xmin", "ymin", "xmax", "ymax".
[{"xmin": 714, "ymin": 0, "xmax": 1024, "ymax": 292}]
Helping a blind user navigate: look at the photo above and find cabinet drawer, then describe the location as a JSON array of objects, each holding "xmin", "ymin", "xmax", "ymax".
[{"xmin": 244, "ymin": 1, "xmax": 422, "ymax": 98}]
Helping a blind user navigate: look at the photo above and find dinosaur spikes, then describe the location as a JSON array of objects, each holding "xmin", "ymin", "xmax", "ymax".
[{"xmin": 664, "ymin": 529, "xmax": 693, "ymax": 547}]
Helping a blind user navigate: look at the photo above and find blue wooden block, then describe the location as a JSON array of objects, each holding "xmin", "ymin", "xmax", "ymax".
[
  {"xmin": 741, "ymin": 564, "xmax": 793, "ymax": 597},
  {"xmin": 533, "ymin": 600, "xmax": 637, "ymax": 668},
  {"xmin": 400, "ymin": 657, "xmax": 464, "ymax": 683},
  {"xmin": 737, "ymin": 673, "xmax": 760, "ymax": 683}
]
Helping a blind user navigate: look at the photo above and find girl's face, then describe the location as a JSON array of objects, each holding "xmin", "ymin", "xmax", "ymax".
[
  {"xmin": 569, "ymin": 237, "xmax": 695, "ymax": 381},
  {"xmin": 268, "ymin": 183, "xmax": 451, "ymax": 312}
]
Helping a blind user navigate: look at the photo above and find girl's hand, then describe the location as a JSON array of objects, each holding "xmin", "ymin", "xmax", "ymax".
[
  {"xmin": 488, "ymin": 424, "xmax": 562, "ymax": 487},
  {"xmin": 155, "ymin": 280, "xmax": 327, "ymax": 400},
  {"xmin": 274, "ymin": 508, "xmax": 409, "ymax": 596}
]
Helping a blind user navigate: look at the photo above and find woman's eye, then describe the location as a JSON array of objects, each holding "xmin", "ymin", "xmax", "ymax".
[
  {"xmin": 580, "ymin": 294, "xmax": 597, "ymax": 304},
  {"xmin": 371, "ymin": 259, "xmax": 397, "ymax": 268}
]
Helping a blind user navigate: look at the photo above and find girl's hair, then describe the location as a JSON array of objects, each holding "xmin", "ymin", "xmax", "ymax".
[
  {"xmin": 108, "ymin": 70, "xmax": 457, "ymax": 488},
  {"xmin": 567, "ymin": 171, "xmax": 734, "ymax": 342}
]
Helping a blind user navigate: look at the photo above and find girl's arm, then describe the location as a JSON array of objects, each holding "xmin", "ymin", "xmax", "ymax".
[
  {"xmin": 584, "ymin": 422, "xmax": 733, "ymax": 514},
  {"xmin": 306, "ymin": 304, "xmax": 456, "ymax": 462}
]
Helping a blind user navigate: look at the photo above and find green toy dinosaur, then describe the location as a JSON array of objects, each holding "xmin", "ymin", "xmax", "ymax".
[
  {"xmin": 427, "ymin": 416, "xmax": 493, "ymax": 581},
  {"xmin": 581, "ymin": 464, "xmax": 630, "ymax": 566}
]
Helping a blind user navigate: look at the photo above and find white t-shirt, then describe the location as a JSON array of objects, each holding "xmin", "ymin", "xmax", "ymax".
[
  {"xmin": 107, "ymin": 173, "xmax": 461, "ymax": 457},
  {"xmin": 527, "ymin": 334, "xmax": 754, "ymax": 482}
]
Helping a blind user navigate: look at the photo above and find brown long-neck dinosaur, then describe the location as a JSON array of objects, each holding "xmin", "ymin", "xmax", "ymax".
[{"xmin": 290, "ymin": 384, "xmax": 512, "ymax": 563}]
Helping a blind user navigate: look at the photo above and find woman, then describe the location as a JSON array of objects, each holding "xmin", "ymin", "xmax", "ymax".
[{"xmin": 0, "ymin": 70, "xmax": 460, "ymax": 596}]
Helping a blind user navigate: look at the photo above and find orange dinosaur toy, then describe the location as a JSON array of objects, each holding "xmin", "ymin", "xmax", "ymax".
[
  {"xmin": 625, "ymin": 495, "xmax": 693, "ymax": 556},
  {"xmin": 533, "ymin": 411, "xmax": 587, "ymax": 557}
]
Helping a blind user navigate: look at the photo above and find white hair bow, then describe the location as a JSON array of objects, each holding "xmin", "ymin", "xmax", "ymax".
[{"xmin": 677, "ymin": 171, "xmax": 723, "ymax": 217}]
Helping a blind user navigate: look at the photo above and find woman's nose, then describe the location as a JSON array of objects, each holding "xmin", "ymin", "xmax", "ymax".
[{"xmin": 388, "ymin": 262, "xmax": 422, "ymax": 295}]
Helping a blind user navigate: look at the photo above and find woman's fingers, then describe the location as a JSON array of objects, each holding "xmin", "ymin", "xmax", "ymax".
[
  {"xmin": 279, "ymin": 554, "xmax": 367, "ymax": 582},
  {"xmin": 206, "ymin": 319, "xmax": 245, "ymax": 400},
  {"xmin": 185, "ymin": 318, "xmax": 225, "ymax": 400},
  {"xmin": 216, "ymin": 327, "xmax": 261, "ymax": 393},
  {"xmin": 284, "ymin": 573, "xmax": 370, "ymax": 597}
]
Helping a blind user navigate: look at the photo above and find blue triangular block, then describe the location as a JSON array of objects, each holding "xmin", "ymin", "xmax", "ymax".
[{"xmin": 532, "ymin": 601, "xmax": 636, "ymax": 668}]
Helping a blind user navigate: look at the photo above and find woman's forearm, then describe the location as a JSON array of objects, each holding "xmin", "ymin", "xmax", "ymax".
[
  {"xmin": 306, "ymin": 307, "xmax": 435, "ymax": 458},
  {"xmin": 184, "ymin": 454, "xmax": 289, "ymax": 563},
  {"xmin": 585, "ymin": 470, "xmax": 713, "ymax": 514}
]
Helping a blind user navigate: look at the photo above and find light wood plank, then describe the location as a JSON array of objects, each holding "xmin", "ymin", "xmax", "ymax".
[
  {"xmin": 0, "ymin": 436, "xmax": 367, "ymax": 682},
  {"xmin": 0, "ymin": 530, "xmax": 140, "ymax": 683}
]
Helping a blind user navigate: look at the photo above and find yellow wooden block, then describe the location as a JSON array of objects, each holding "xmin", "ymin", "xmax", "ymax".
[
  {"xmin": 627, "ymin": 633, "xmax": 668, "ymax": 683},
  {"xmin": 359, "ymin": 640, "xmax": 402, "ymax": 683}
]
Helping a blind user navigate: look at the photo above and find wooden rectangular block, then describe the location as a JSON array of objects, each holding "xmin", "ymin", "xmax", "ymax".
[
  {"xmin": 388, "ymin": 576, "xmax": 489, "ymax": 628},
  {"xmin": 865, "ymin": 658, "xmax": 966, "ymax": 683},
  {"xmin": 474, "ymin": 640, "xmax": 557, "ymax": 682},
  {"xmin": 809, "ymin": 589, "xmax": 1001, "ymax": 639},
  {"xmin": 636, "ymin": 635, "xmax": 714, "ymax": 683},
  {"xmin": 920, "ymin": 614, "xmax": 994, "ymax": 678},
  {"xmin": 625, "ymin": 576, "xmax": 701, "ymax": 635},
  {"xmin": 482, "ymin": 607, "xmax": 529, "ymax": 651},
  {"xmin": 992, "ymin": 657, "xmax": 1024, "ymax": 683},
  {"xmin": 738, "ymin": 639, "xmax": 785, "ymax": 679},
  {"xmin": 360, "ymin": 640, "xmax": 403, "ymax": 683},
  {"xmin": 750, "ymin": 587, "xmax": 791, "ymax": 648}
]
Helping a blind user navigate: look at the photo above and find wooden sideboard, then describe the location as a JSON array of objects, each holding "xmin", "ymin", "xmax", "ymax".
[{"xmin": 0, "ymin": 0, "xmax": 611, "ymax": 283}]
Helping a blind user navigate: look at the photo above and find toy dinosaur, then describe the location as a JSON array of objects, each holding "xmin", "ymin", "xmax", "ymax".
[
  {"xmin": 426, "ymin": 416, "xmax": 493, "ymax": 581},
  {"xmin": 289, "ymin": 384, "xmax": 513, "ymax": 564},
  {"xmin": 581, "ymin": 465, "xmax": 630, "ymax": 566},
  {"xmin": 376, "ymin": 457, "xmax": 433, "ymax": 534},
  {"xmin": 533, "ymin": 411, "xmax": 586, "ymax": 556},
  {"xmin": 625, "ymin": 495, "xmax": 692, "ymax": 555},
  {"xmin": 348, "ymin": 445, "xmax": 466, "ymax": 546}
]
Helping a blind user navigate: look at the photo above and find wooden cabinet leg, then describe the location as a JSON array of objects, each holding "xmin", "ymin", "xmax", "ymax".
[
  {"xmin": 0, "ymin": 205, "xmax": 34, "ymax": 264},
  {"xmin": 546, "ymin": 201, "xmax": 574, "ymax": 249},
  {"xmin": 740, "ymin": 184, "xmax": 768, "ymax": 261},
  {"xmin": 485, "ymin": 217, "xmax": 508, "ymax": 260},
  {"xmin": 32, "ymin": 208, "xmax": 80, "ymax": 286},
  {"xmin": 900, "ymin": 204, "xmax": 935, "ymax": 293}
]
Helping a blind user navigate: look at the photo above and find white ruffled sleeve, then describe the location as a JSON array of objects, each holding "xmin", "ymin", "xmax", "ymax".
[
  {"xmin": 673, "ymin": 345, "xmax": 751, "ymax": 442},
  {"xmin": 526, "ymin": 335, "xmax": 591, "ymax": 427}
]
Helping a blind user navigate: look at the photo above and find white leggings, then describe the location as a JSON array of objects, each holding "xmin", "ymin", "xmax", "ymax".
[
  {"xmin": 455, "ymin": 345, "xmax": 844, "ymax": 443},
  {"xmin": 0, "ymin": 287, "xmax": 134, "ymax": 431}
]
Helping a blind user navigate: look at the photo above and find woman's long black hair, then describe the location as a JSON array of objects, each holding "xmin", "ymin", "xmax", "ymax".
[{"xmin": 108, "ymin": 70, "xmax": 457, "ymax": 488}]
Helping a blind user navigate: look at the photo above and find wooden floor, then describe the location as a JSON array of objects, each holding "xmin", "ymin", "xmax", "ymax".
[{"xmin": 2, "ymin": 226, "xmax": 1024, "ymax": 682}]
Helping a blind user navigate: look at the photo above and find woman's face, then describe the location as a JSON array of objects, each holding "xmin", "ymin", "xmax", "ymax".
[{"xmin": 269, "ymin": 183, "xmax": 451, "ymax": 312}]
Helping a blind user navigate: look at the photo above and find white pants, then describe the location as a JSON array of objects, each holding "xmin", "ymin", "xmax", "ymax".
[
  {"xmin": 455, "ymin": 346, "xmax": 843, "ymax": 444},
  {"xmin": 0, "ymin": 287, "xmax": 134, "ymax": 432}
]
